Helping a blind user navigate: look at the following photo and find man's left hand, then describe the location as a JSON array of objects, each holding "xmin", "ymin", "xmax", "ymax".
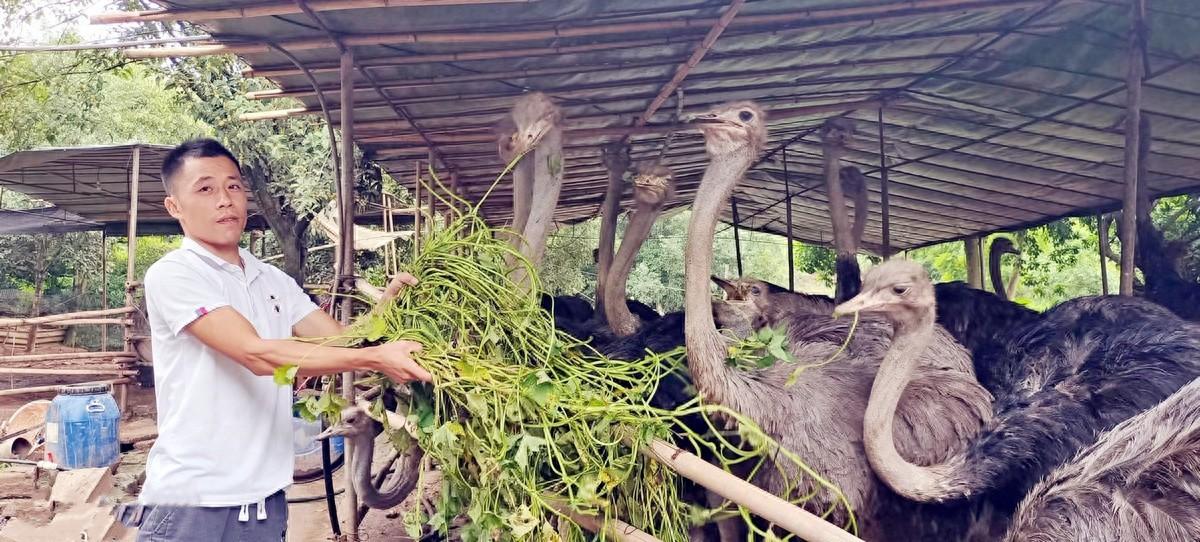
[{"xmin": 380, "ymin": 272, "xmax": 418, "ymax": 304}]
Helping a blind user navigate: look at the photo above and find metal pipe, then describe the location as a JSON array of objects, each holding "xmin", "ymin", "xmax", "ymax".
[
  {"xmin": 878, "ymin": 107, "xmax": 891, "ymax": 258},
  {"xmin": 1119, "ymin": 0, "xmax": 1147, "ymax": 296},
  {"xmin": 731, "ymin": 197, "xmax": 743, "ymax": 277},
  {"xmin": 782, "ymin": 146, "xmax": 795, "ymax": 291},
  {"xmin": 336, "ymin": 49, "xmax": 360, "ymax": 539}
]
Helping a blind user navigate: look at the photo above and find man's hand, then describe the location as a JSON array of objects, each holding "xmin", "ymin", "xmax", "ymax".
[
  {"xmin": 368, "ymin": 340, "xmax": 432, "ymax": 383},
  {"xmin": 380, "ymin": 272, "xmax": 418, "ymax": 305}
]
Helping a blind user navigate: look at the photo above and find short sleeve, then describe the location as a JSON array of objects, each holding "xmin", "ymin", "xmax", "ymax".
[
  {"xmin": 278, "ymin": 271, "xmax": 321, "ymax": 327},
  {"xmin": 144, "ymin": 260, "xmax": 230, "ymax": 337}
]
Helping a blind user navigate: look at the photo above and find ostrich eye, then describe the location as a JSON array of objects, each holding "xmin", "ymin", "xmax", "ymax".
[
  {"xmin": 891, "ymin": 286, "xmax": 910, "ymax": 296},
  {"xmin": 750, "ymin": 286, "xmax": 762, "ymax": 296},
  {"xmin": 738, "ymin": 110, "xmax": 754, "ymax": 122}
]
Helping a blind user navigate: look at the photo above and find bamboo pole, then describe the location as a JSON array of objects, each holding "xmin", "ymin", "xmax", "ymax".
[
  {"xmin": 0, "ymin": 307, "xmax": 136, "ymax": 327},
  {"xmin": 1119, "ymin": 0, "xmax": 1146, "ymax": 296},
  {"xmin": 641, "ymin": 438, "xmax": 861, "ymax": 541},
  {"xmin": 39, "ymin": 319, "xmax": 133, "ymax": 327},
  {"xmin": 782, "ymin": 146, "xmax": 795, "ymax": 291},
  {"xmin": 100, "ymin": 230, "xmax": 108, "ymax": 349},
  {"xmin": 0, "ymin": 379, "xmax": 131, "ymax": 398},
  {"xmin": 878, "ymin": 107, "xmax": 892, "ymax": 258},
  {"xmin": 336, "ymin": 49, "xmax": 361, "ymax": 539},
  {"xmin": 0, "ymin": 351, "xmax": 136, "ymax": 364},
  {"xmin": 413, "ymin": 162, "xmax": 423, "ymax": 254},
  {"xmin": 124, "ymin": 146, "xmax": 141, "ymax": 353},
  {"xmin": 90, "ymin": 0, "xmax": 534, "ymax": 24},
  {"xmin": 0, "ymin": 368, "xmax": 137, "ymax": 376},
  {"xmin": 633, "ymin": 0, "xmax": 744, "ymax": 128},
  {"xmin": 122, "ymin": 0, "xmax": 1052, "ymax": 58}
]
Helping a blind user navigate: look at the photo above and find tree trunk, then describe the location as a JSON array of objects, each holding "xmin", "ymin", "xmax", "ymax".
[
  {"xmin": 964, "ymin": 236, "xmax": 982, "ymax": 289},
  {"xmin": 243, "ymin": 162, "xmax": 312, "ymax": 286}
]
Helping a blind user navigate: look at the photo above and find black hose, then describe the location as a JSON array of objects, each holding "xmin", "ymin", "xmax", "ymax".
[
  {"xmin": 287, "ymin": 487, "xmax": 344, "ymax": 504},
  {"xmin": 321, "ymin": 437, "xmax": 341, "ymax": 536}
]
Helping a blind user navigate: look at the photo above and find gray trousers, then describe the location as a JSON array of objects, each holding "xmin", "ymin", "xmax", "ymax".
[{"xmin": 124, "ymin": 490, "xmax": 288, "ymax": 542}]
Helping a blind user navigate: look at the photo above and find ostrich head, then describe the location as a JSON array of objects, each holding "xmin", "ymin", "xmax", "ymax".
[
  {"xmin": 631, "ymin": 164, "xmax": 675, "ymax": 208},
  {"xmin": 833, "ymin": 259, "xmax": 936, "ymax": 332},
  {"xmin": 820, "ymin": 117, "xmax": 857, "ymax": 150},
  {"xmin": 509, "ymin": 91, "xmax": 562, "ymax": 157},
  {"xmin": 494, "ymin": 115, "xmax": 519, "ymax": 162},
  {"xmin": 689, "ymin": 101, "xmax": 768, "ymax": 158},
  {"xmin": 316, "ymin": 404, "xmax": 381, "ymax": 441},
  {"xmin": 991, "ymin": 237, "xmax": 1019, "ymax": 257},
  {"xmin": 712, "ymin": 276, "xmax": 834, "ymax": 329}
]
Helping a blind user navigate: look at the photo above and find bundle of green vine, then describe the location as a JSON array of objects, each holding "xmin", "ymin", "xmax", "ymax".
[{"xmin": 303, "ymin": 176, "xmax": 854, "ymax": 541}]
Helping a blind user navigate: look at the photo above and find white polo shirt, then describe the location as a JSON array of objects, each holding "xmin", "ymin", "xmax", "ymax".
[{"xmin": 139, "ymin": 237, "xmax": 319, "ymax": 506}]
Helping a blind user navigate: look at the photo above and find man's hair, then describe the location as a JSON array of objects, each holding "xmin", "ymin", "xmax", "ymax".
[{"xmin": 160, "ymin": 139, "xmax": 241, "ymax": 193}]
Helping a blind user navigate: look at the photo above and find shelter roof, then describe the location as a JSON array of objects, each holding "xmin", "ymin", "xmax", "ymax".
[{"xmin": 132, "ymin": 0, "xmax": 1200, "ymax": 249}]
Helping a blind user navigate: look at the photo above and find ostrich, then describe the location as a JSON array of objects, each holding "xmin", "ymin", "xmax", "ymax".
[
  {"xmin": 1136, "ymin": 218, "xmax": 1200, "ymax": 321},
  {"xmin": 685, "ymin": 101, "xmax": 993, "ymax": 539},
  {"xmin": 603, "ymin": 164, "xmax": 675, "ymax": 337},
  {"xmin": 1002, "ymin": 374, "xmax": 1200, "ymax": 542},
  {"xmin": 987, "ymin": 237, "xmax": 1019, "ymax": 301},
  {"xmin": 506, "ymin": 92, "xmax": 564, "ymax": 288},
  {"xmin": 595, "ymin": 141, "xmax": 632, "ymax": 319},
  {"xmin": 818, "ymin": 118, "xmax": 863, "ymax": 303},
  {"xmin": 834, "ymin": 259, "xmax": 1200, "ymax": 518},
  {"xmin": 495, "ymin": 113, "xmax": 535, "ymax": 250},
  {"xmin": 1008, "ymin": 375, "xmax": 1200, "ymax": 541},
  {"xmin": 316, "ymin": 402, "xmax": 425, "ymax": 510}
]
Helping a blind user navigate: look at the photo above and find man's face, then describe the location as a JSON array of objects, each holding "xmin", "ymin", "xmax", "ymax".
[{"xmin": 164, "ymin": 155, "xmax": 248, "ymax": 248}]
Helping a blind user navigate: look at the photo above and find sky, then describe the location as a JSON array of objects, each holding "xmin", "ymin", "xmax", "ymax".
[{"xmin": 4, "ymin": 1, "xmax": 134, "ymax": 45}]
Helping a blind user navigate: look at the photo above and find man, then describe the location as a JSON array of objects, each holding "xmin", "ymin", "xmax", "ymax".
[{"xmin": 126, "ymin": 139, "xmax": 429, "ymax": 541}]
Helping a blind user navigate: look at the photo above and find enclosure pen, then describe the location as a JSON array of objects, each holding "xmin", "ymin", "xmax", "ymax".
[{"xmin": 295, "ymin": 166, "xmax": 860, "ymax": 541}]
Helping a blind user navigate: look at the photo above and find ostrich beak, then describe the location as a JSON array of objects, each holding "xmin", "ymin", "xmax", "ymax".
[
  {"xmin": 711, "ymin": 276, "xmax": 737, "ymax": 297},
  {"xmin": 687, "ymin": 111, "xmax": 725, "ymax": 125},
  {"xmin": 510, "ymin": 117, "xmax": 555, "ymax": 156},
  {"xmin": 315, "ymin": 424, "xmax": 346, "ymax": 440},
  {"xmin": 833, "ymin": 290, "xmax": 887, "ymax": 318}
]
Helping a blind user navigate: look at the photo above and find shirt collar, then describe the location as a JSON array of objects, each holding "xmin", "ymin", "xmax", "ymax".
[{"xmin": 181, "ymin": 237, "xmax": 264, "ymax": 283}]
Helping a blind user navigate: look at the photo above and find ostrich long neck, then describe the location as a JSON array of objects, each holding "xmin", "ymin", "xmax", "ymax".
[
  {"xmin": 825, "ymin": 146, "xmax": 859, "ymax": 303},
  {"xmin": 348, "ymin": 428, "xmax": 425, "ymax": 509},
  {"xmin": 512, "ymin": 127, "xmax": 564, "ymax": 289},
  {"xmin": 685, "ymin": 149, "xmax": 755, "ymax": 407},
  {"xmin": 605, "ymin": 199, "xmax": 663, "ymax": 336},
  {"xmin": 863, "ymin": 312, "xmax": 965, "ymax": 501},
  {"xmin": 595, "ymin": 148, "xmax": 627, "ymax": 317},
  {"xmin": 988, "ymin": 244, "xmax": 1008, "ymax": 301},
  {"xmin": 510, "ymin": 158, "xmax": 535, "ymax": 246}
]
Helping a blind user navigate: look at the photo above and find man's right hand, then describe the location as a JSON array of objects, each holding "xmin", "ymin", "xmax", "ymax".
[{"xmin": 369, "ymin": 340, "xmax": 433, "ymax": 383}]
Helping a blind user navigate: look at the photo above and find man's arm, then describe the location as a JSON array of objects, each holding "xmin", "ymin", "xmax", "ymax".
[{"xmin": 186, "ymin": 307, "xmax": 431, "ymax": 382}]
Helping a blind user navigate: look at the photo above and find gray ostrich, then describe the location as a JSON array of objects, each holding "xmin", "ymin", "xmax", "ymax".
[
  {"xmin": 317, "ymin": 402, "xmax": 424, "ymax": 510},
  {"xmin": 508, "ymin": 92, "xmax": 564, "ymax": 282},
  {"xmin": 603, "ymin": 164, "xmax": 676, "ymax": 337},
  {"xmin": 1003, "ymin": 374, "xmax": 1200, "ymax": 542},
  {"xmin": 594, "ymin": 142, "xmax": 632, "ymax": 318},
  {"xmin": 835, "ymin": 260, "xmax": 1200, "ymax": 523},
  {"xmin": 686, "ymin": 101, "xmax": 992, "ymax": 539}
]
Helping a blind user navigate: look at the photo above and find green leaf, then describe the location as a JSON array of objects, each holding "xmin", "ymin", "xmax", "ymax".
[
  {"xmin": 367, "ymin": 316, "xmax": 389, "ymax": 342},
  {"xmin": 506, "ymin": 505, "xmax": 538, "ymax": 538},
  {"xmin": 513, "ymin": 433, "xmax": 547, "ymax": 470},
  {"xmin": 273, "ymin": 364, "xmax": 298, "ymax": 386}
]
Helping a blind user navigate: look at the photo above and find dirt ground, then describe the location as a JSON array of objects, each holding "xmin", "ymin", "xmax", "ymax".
[{"xmin": 0, "ymin": 343, "xmax": 418, "ymax": 542}]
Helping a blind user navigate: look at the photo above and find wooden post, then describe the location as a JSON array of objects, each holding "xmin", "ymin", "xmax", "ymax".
[
  {"xmin": 1119, "ymin": 0, "xmax": 1147, "ymax": 296},
  {"xmin": 964, "ymin": 236, "xmax": 982, "ymax": 288},
  {"xmin": 1098, "ymin": 214, "xmax": 1110, "ymax": 295},
  {"xmin": 731, "ymin": 197, "xmax": 744, "ymax": 277},
  {"xmin": 123, "ymin": 146, "xmax": 141, "ymax": 354},
  {"xmin": 446, "ymin": 170, "xmax": 459, "ymax": 228},
  {"xmin": 427, "ymin": 151, "xmax": 437, "ymax": 238},
  {"xmin": 782, "ymin": 146, "xmax": 795, "ymax": 291},
  {"xmin": 101, "ymin": 230, "xmax": 108, "ymax": 350},
  {"xmin": 336, "ymin": 50, "xmax": 360, "ymax": 539},
  {"xmin": 878, "ymin": 107, "xmax": 891, "ymax": 259}
]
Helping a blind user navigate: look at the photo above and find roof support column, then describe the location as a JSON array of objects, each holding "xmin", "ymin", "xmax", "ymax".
[
  {"xmin": 878, "ymin": 107, "xmax": 891, "ymax": 259},
  {"xmin": 335, "ymin": 48, "xmax": 360, "ymax": 540},
  {"xmin": 123, "ymin": 145, "xmax": 140, "ymax": 354},
  {"xmin": 1119, "ymin": 0, "xmax": 1147, "ymax": 296},
  {"xmin": 731, "ymin": 197, "xmax": 743, "ymax": 277},
  {"xmin": 783, "ymin": 147, "xmax": 795, "ymax": 291},
  {"xmin": 1098, "ymin": 214, "xmax": 1110, "ymax": 295},
  {"xmin": 101, "ymin": 231, "xmax": 108, "ymax": 349},
  {"xmin": 965, "ymin": 236, "xmax": 982, "ymax": 289}
]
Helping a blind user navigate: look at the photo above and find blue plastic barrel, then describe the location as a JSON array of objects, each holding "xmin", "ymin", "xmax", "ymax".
[{"xmin": 44, "ymin": 383, "xmax": 121, "ymax": 469}]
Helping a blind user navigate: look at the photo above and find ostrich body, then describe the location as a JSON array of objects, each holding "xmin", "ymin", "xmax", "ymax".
[
  {"xmin": 595, "ymin": 142, "xmax": 631, "ymax": 318},
  {"xmin": 604, "ymin": 165, "xmax": 676, "ymax": 337},
  {"xmin": 835, "ymin": 260, "xmax": 1200, "ymax": 518},
  {"xmin": 686, "ymin": 103, "xmax": 993, "ymax": 539},
  {"xmin": 1003, "ymin": 374, "xmax": 1200, "ymax": 542},
  {"xmin": 317, "ymin": 403, "xmax": 424, "ymax": 510},
  {"xmin": 1137, "ymin": 218, "xmax": 1200, "ymax": 321}
]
